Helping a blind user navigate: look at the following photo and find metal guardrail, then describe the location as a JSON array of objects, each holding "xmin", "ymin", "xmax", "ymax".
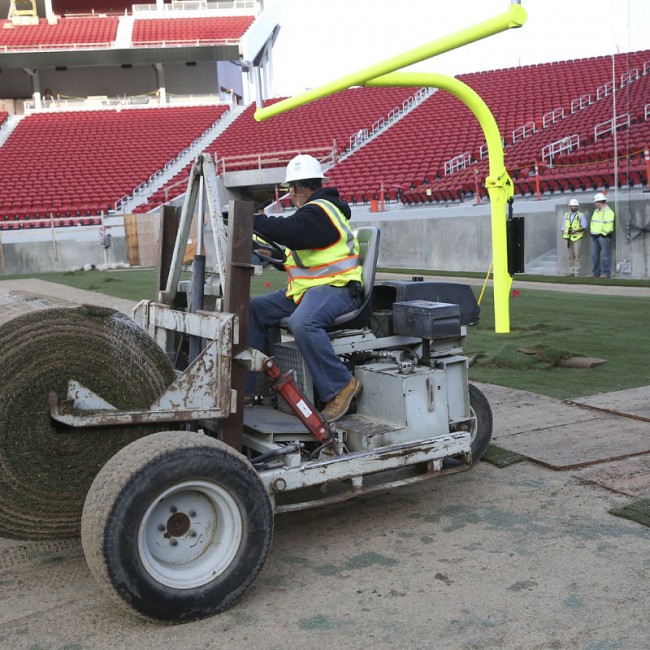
[
  {"xmin": 480, "ymin": 136, "xmax": 504, "ymax": 160},
  {"xmin": 130, "ymin": 37, "xmax": 241, "ymax": 48},
  {"xmin": 594, "ymin": 113, "xmax": 630, "ymax": 139},
  {"xmin": 0, "ymin": 41, "xmax": 114, "ymax": 53},
  {"xmin": 541, "ymin": 133, "xmax": 579, "ymax": 165},
  {"xmin": 444, "ymin": 152, "xmax": 471, "ymax": 175},
  {"xmin": 132, "ymin": 0, "xmax": 257, "ymax": 12},
  {"xmin": 596, "ymin": 80, "xmax": 614, "ymax": 100},
  {"xmin": 620, "ymin": 69, "xmax": 640, "ymax": 86},
  {"xmin": 24, "ymin": 94, "xmax": 226, "ymax": 114},
  {"xmin": 512, "ymin": 120, "xmax": 536, "ymax": 143},
  {"xmin": 571, "ymin": 94, "xmax": 591, "ymax": 114},
  {"xmin": 216, "ymin": 145, "xmax": 335, "ymax": 174},
  {"xmin": 345, "ymin": 87, "xmax": 434, "ymax": 154},
  {"xmin": 542, "ymin": 106, "xmax": 565, "ymax": 128}
]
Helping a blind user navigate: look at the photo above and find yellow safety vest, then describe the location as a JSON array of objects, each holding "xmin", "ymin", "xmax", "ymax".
[
  {"xmin": 284, "ymin": 199, "xmax": 362, "ymax": 303},
  {"xmin": 590, "ymin": 206, "xmax": 615, "ymax": 236},
  {"xmin": 563, "ymin": 211, "xmax": 585, "ymax": 242}
]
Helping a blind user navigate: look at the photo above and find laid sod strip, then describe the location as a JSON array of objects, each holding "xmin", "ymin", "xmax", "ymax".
[
  {"xmin": 609, "ymin": 499, "xmax": 650, "ymax": 529},
  {"xmin": 482, "ymin": 444, "xmax": 527, "ymax": 467},
  {"xmin": 0, "ymin": 294, "xmax": 177, "ymax": 540}
]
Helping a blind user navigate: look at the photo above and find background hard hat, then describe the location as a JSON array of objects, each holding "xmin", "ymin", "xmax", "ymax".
[
  {"xmin": 593, "ymin": 192, "xmax": 607, "ymax": 202},
  {"xmin": 282, "ymin": 154, "xmax": 328, "ymax": 186},
  {"xmin": 569, "ymin": 199, "xmax": 579, "ymax": 207}
]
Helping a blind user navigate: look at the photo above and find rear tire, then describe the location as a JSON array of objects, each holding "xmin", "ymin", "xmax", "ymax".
[
  {"xmin": 468, "ymin": 384, "xmax": 493, "ymax": 462},
  {"xmin": 81, "ymin": 431, "xmax": 273, "ymax": 622}
]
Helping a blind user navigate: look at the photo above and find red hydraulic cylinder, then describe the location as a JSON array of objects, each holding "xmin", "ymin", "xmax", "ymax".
[{"xmin": 261, "ymin": 357, "xmax": 332, "ymax": 444}]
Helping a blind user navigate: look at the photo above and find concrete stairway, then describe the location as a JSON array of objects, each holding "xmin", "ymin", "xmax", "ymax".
[{"xmin": 525, "ymin": 248, "xmax": 559, "ymax": 275}]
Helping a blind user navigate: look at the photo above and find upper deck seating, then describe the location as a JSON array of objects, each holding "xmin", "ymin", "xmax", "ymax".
[
  {"xmin": 132, "ymin": 16, "xmax": 254, "ymax": 46},
  {"xmin": 0, "ymin": 17, "xmax": 118, "ymax": 51}
]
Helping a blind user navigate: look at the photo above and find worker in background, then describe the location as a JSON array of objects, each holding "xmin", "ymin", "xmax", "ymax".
[
  {"xmin": 248, "ymin": 154, "xmax": 363, "ymax": 422},
  {"xmin": 589, "ymin": 193, "xmax": 615, "ymax": 278},
  {"xmin": 562, "ymin": 198, "xmax": 588, "ymax": 276}
]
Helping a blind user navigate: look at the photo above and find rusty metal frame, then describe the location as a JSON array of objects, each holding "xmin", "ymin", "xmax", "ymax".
[
  {"xmin": 255, "ymin": 432, "xmax": 472, "ymax": 512},
  {"xmin": 49, "ymin": 305, "xmax": 237, "ymax": 428}
]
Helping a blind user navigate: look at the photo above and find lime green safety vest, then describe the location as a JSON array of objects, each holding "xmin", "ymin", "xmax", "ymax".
[
  {"xmin": 590, "ymin": 206, "xmax": 615, "ymax": 236},
  {"xmin": 284, "ymin": 199, "xmax": 362, "ymax": 303},
  {"xmin": 563, "ymin": 210, "xmax": 585, "ymax": 242}
]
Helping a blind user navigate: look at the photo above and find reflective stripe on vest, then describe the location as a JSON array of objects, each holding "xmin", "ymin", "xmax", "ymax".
[
  {"xmin": 590, "ymin": 207, "xmax": 615, "ymax": 236},
  {"xmin": 285, "ymin": 199, "xmax": 362, "ymax": 303},
  {"xmin": 563, "ymin": 211, "xmax": 585, "ymax": 241}
]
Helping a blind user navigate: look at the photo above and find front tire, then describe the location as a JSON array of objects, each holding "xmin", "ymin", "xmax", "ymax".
[{"xmin": 81, "ymin": 431, "xmax": 273, "ymax": 622}]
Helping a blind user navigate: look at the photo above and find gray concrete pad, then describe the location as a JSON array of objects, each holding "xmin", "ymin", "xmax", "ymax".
[
  {"xmin": 489, "ymin": 414, "xmax": 650, "ymax": 469},
  {"xmin": 475, "ymin": 382, "xmax": 601, "ymax": 439},
  {"xmin": 478, "ymin": 382, "xmax": 650, "ymax": 469},
  {"xmin": 570, "ymin": 385, "xmax": 650, "ymax": 420},
  {"xmin": 574, "ymin": 455, "xmax": 650, "ymax": 499}
]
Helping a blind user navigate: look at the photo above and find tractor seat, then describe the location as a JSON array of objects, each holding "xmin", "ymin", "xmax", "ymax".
[{"xmin": 279, "ymin": 226, "xmax": 381, "ymax": 331}]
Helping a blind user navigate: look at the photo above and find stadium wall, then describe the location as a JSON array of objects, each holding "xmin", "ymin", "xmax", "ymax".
[
  {"xmin": 352, "ymin": 195, "xmax": 650, "ymax": 279},
  {"xmin": 0, "ymin": 223, "xmax": 126, "ymax": 274},
  {"xmin": 1, "ymin": 197, "xmax": 649, "ymax": 278}
]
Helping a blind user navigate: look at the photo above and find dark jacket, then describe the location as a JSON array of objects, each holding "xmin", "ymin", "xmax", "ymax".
[{"xmin": 253, "ymin": 188, "xmax": 351, "ymax": 250}]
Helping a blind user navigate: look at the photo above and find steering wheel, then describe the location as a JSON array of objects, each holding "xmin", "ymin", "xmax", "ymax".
[{"xmin": 252, "ymin": 229, "xmax": 286, "ymax": 265}]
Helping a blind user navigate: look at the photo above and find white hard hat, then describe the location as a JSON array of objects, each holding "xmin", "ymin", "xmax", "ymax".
[
  {"xmin": 593, "ymin": 192, "xmax": 607, "ymax": 202},
  {"xmin": 282, "ymin": 154, "xmax": 328, "ymax": 187},
  {"xmin": 569, "ymin": 199, "xmax": 579, "ymax": 207}
]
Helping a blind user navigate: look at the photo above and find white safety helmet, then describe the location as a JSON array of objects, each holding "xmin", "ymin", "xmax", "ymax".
[
  {"xmin": 282, "ymin": 154, "xmax": 328, "ymax": 187},
  {"xmin": 593, "ymin": 192, "xmax": 607, "ymax": 203},
  {"xmin": 568, "ymin": 199, "xmax": 579, "ymax": 207}
]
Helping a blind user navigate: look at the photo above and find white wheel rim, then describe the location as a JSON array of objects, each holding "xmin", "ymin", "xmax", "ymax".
[{"xmin": 138, "ymin": 480, "xmax": 243, "ymax": 590}]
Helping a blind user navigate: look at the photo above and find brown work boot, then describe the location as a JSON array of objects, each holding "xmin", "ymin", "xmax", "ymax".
[{"xmin": 321, "ymin": 377, "xmax": 361, "ymax": 423}]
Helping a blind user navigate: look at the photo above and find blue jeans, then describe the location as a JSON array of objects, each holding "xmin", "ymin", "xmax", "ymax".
[
  {"xmin": 591, "ymin": 235, "xmax": 612, "ymax": 277},
  {"xmin": 248, "ymin": 286, "xmax": 361, "ymax": 402}
]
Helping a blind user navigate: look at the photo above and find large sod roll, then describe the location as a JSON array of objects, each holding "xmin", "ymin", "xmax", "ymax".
[{"xmin": 0, "ymin": 292, "xmax": 177, "ymax": 540}]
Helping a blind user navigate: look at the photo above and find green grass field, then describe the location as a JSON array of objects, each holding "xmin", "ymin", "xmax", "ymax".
[
  {"xmin": 3, "ymin": 267, "xmax": 648, "ymax": 399},
  {"xmin": 465, "ymin": 287, "xmax": 650, "ymax": 398}
]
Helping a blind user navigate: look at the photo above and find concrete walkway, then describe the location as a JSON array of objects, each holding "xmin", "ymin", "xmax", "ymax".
[{"xmin": 0, "ymin": 278, "xmax": 138, "ymax": 315}]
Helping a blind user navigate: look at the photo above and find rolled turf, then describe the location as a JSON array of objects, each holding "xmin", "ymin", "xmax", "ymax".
[{"xmin": 0, "ymin": 292, "xmax": 177, "ymax": 540}]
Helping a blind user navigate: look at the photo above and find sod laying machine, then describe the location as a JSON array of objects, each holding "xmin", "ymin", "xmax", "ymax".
[{"xmin": 0, "ymin": 155, "xmax": 492, "ymax": 622}]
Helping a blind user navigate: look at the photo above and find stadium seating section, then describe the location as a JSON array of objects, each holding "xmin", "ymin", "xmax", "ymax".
[
  {"xmin": 131, "ymin": 17, "xmax": 255, "ymax": 46},
  {"xmin": 0, "ymin": 106, "xmax": 228, "ymax": 228},
  {"xmin": 0, "ymin": 14, "xmax": 254, "ymax": 51},
  {"xmin": 134, "ymin": 87, "xmax": 416, "ymax": 213},
  {"xmin": 0, "ymin": 50, "xmax": 648, "ymax": 227},
  {"xmin": 0, "ymin": 17, "xmax": 118, "ymax": 50}
]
